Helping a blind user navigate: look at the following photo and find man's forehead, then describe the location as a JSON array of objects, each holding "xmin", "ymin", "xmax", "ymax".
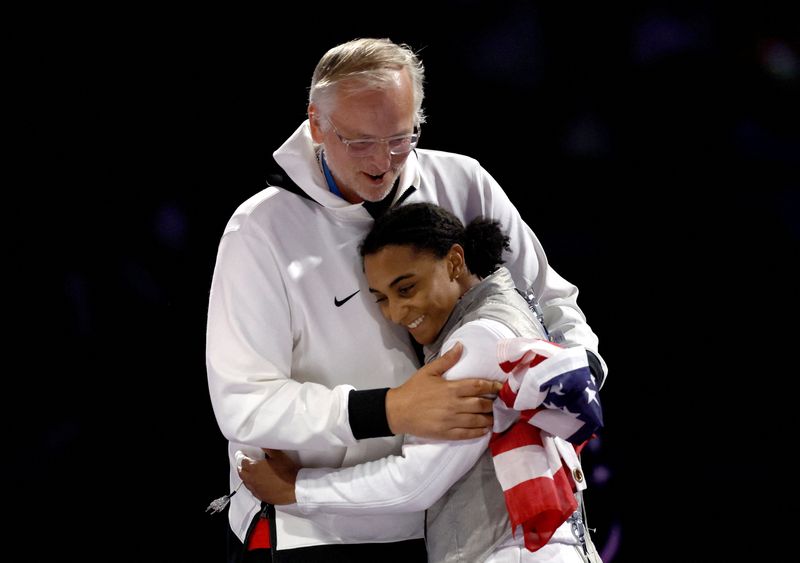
[{"xmin": 338, "ymin": 67, "xmax": 406, "ymax": 91}]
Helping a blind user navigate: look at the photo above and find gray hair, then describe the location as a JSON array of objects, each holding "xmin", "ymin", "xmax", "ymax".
[{"xmin": 309, "ymin": 38, "xmax": 426, "ymax": 128}]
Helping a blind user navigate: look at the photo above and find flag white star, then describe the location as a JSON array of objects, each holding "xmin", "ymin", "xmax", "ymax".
[{"xmin": 543, "ymin": 401, "xmax": 581, "ymax": 419}]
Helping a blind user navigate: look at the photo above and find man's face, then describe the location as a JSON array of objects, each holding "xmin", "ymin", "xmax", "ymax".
[{"xmin": 309, "ymin": 69, "xmax": 416, "ymax": 204}]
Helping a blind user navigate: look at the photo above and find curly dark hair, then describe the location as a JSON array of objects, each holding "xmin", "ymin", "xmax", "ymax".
[{"xmin": 360, "ymin": 203, "xmax": 510, "ymax": 278}]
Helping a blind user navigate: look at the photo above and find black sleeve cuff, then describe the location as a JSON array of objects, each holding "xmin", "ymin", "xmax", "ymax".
[
  {"xmin": 586, "ymin": 350, "xmax": 605, "ymax": 388},
  {"xmin": 348, "ymin": 388, "xmax": 394, "ymax": 440}
]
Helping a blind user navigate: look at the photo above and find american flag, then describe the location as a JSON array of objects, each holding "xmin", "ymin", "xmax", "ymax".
[{"xmin": 489, "ymin": 338, "xmax": 603, "ymax": 552}]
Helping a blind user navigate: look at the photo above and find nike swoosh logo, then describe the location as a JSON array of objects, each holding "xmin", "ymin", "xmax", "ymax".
[{"xmin": 334, "ymin": 290, "xmax": 360, "ymax": 307}]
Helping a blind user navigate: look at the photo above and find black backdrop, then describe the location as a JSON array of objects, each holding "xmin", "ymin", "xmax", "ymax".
[{"xmin": 14, "ymin": 2, "xmax": 797, "ymax": 561}]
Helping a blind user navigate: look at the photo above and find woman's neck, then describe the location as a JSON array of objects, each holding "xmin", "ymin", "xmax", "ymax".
[{"xmin": 458, "ymin": 273, "xmax": 482, "ymax": 297}]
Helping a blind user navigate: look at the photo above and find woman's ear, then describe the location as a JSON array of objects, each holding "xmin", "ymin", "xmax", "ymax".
[{"xmin": 447, "ymin": 244, "xmax": 465, "ymax": 280}]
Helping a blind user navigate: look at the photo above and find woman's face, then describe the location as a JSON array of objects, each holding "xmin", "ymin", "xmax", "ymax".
[{"xmin": 364, "ymin": 244, "xmax": 465, "ymax": 345}]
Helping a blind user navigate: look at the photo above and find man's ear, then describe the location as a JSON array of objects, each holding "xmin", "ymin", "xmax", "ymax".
[{"xmin": 308, "ymin": 104, "xmax": 325, "ymax": 143}]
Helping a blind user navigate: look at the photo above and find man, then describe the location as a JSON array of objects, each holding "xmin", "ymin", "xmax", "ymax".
[{"xmin": 206, "ymin": 37, "xmax": 606, "ymax": 562}]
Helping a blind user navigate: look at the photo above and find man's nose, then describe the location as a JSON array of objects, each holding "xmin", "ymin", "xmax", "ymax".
[{"xmin": 368, "ymin": 143, "xmax": 392, "ymax": 169}]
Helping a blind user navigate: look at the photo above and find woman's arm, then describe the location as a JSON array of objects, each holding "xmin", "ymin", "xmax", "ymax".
[{"xmin": 239, "ymin": 321, "xmax": 513, "ymax": 514}]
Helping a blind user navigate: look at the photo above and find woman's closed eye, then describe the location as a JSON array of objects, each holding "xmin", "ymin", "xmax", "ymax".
[{"xmin": 397, "ymin": 284, "xmax": 415, "ymax": 296}]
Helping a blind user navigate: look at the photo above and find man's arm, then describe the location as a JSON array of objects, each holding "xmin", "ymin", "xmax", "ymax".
[
  {"xmin": 470, "ymin": 164, "xmax": 608, "ymax": 386},
  {"xmin": 353, "ymin": 342, "xmax": 502, "ymax": 441}
]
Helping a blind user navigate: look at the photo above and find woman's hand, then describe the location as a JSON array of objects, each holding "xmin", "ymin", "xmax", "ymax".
[{"xmin": 238, "ymin": 448, "xmax": 300, "ymax": 505}]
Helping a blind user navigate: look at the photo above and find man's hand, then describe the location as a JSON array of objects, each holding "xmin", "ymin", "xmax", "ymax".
[
  {"xmin": 238, "ymin": 449, "xmax": 299, "ymax": 505},
  {"xmin": 385, "ymin": 342, "xmax": 502, "ymax": 440}
]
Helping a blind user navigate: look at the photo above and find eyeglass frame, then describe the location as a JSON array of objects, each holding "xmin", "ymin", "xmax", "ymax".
[{"xmin": 325, "ymin": 117, "xmax": 420, "ymax": 157}]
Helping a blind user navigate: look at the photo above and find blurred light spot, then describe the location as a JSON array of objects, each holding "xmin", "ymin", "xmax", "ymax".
[
  {"xmin": 155, "ymin": 203, "xmax": 188, "ymax": 250},
  {"xmin": 123, "ymin": 259, "xmax": 165, "ymax": 303},
  {"xmin": 466, "ymin": 11, "xmax": 541, "ymax": 86},
  {"xmin": 760, "ymin": 39, "xmax": 798, "ymax": 81},
  {"xmin": 633, "ymin": 15, "xmax": 703, "ymax": 64},
  {"xmin": 592, "ymin": 464, "xmax": 611, "ymax": 486},
  {"xmin": 287, "ymin": 256, "xmax": 322, "ymax": 280},
  {"xmin": 600, "ymin": 522, "xmax": 622, "ymax": 562}
]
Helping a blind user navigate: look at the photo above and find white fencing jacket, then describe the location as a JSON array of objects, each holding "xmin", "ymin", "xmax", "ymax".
[{"xmin": 206, "ymin": 120, "xmax": 605, "ymax": 550}]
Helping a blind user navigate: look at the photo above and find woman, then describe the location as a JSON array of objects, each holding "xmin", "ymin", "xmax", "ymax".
[{"xmin": 240, "ymin": 203, "xmax": 602, "ymax": 562}]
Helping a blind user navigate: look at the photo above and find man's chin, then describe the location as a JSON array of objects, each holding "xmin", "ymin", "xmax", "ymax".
[{"xmin": 357, "ymin": 183, "xmax": 395, "ymax": 203}]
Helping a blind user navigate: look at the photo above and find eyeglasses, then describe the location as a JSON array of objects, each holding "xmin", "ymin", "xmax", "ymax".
[{"xmin": 326, "ymin": 118, "xmax": 420, "ymax": 157}]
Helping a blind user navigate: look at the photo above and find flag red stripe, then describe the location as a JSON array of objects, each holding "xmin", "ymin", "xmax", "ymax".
[
  {"xmin": 527, "ymin": 354, "xmax": 548, "ymax": 368},
  {"xmin": 503, "ymin": 469, "xmax": 577, "ymax": 552},
  {"xmin": 491, "ymin": 337, "xmax": 592, "ymax": 554},
  {"xmin": 490, "ymin": 415, "xmax": 543, "ymax": 456},
  {"xmin": 497, "ymin": 382, "xmax": 517, "ymax": 407}
]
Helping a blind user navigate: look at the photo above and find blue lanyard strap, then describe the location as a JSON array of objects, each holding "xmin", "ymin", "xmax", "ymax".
[{"xmin": 320, "ymin": 152, "xmax": 344, "ymax": 199}]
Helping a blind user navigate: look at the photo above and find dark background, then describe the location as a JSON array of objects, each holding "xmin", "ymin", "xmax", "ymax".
[{"xmin": 14, "ymin": 2, "xmax": 797, "ymax": 561}]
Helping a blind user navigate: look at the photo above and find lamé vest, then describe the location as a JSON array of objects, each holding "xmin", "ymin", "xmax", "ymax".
[{"xmin": 423, "ymin": 266, "xmax": 549, "ymax": 562}]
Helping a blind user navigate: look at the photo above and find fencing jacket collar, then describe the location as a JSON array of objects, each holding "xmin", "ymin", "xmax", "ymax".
[{"xmin": 270, "ymin": 120, "xmax": 418, "ymax": 218}]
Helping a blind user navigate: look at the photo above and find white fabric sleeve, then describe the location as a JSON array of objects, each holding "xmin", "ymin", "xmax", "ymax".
[
  {"xmin": 206, "ymin": 223, "xmax": 357, "ymax": 451},
  {"xmin": 471, "ymin": 164, "xmax": 608, "ymax": 382},
  {"xmin": 294, "ymin": 320, "xmax": 512, "ymax": 514}
]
